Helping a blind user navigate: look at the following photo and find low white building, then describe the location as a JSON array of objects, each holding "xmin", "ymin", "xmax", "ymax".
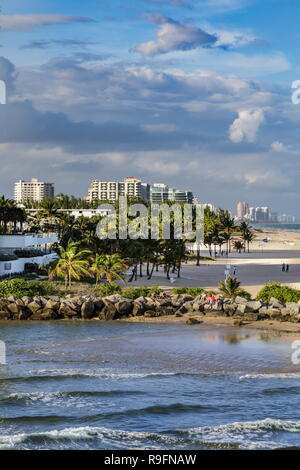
[{"xmin": 0, "ymin": 233, "xmax": 58, "ymax": 277}]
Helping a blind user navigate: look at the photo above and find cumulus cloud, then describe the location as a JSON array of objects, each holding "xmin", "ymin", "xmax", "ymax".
[
  {"xmin": 136, "ymin": 15, "xmax": 217, "ymax": 56},
  {"xmin": 229, "ymin": 109, "xmax": 265, "ymax": 143},
  {"xmin": 0, "ymin": 15, "xmax": 95, "ymax": 32},
  {"xmin": 270, "ymin": 141, "xmax": 291, "ymax": 152}
]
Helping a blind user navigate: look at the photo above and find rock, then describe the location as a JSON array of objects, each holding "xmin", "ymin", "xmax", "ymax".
[
  {"xmin": 18, "ymin": 309, "xmax": 31, "ymax": 321},
  {"xmin": 144, "ymin": 310, "xmax": 160, "ymax": 318},
  {"xmin": 7, "ymin": 303, "xmax": 20, "ymax": 315},
  {"xmin": 286, "ymin": 302, "xmax": 300, "ymax": 315},
  {"xmin": 193, "ymin": 302, "xmax": 205, "ymax": 313},
  {"xmin": 94, "ymin": 298, "xmax": 104, "ymax": 312},
  {"xmin": 81, "ymin": 300, "xmax": 95, "ymax": 319},
  {"xmin": 41, "ymin": 309, "xmax": 58, "ymax": 320},
  {"xmin": 132, "ymin": 301, "xmax": 145, "ymax": 317},
  {"xmin": 115, "ymin": 299, "xmax": 133, "ymax": 316},
  {"xmin": 235, "ymin": 296, "xmax": 248, "ymax": 304},
  {"xmin": 21, "ymin": 296, "xmax": 33, "ymax": 306},
  {"xmin": 7, "ymin": 296, "xmax": 17, "ymax": 302},
  {"xmin": 245, "ymin": 301, "xmax": 262, "ymax": 313},
  {"xmin": 186, "ymin": 318, "xmax": 202, "ymax": 325},
  {"xmin": 59, "ymin": 303, "xmax": 79, "ymax": 317},
  {"xmin": 233, "ymin": 319, "xmax": 243, "ymax": 327},
  {"xmin": 27, "ymin": 301, "xmax": 42, "ymax": 314},
  {"xmin": 269, "ymin": 297, "xmax": 285, "ymax": 309},
  {"xmin": 45, "ymin": 300, "xmax": 60, "ymax": 311},
  {"xmin": 0, "ymin": 310, "xmax": 11, "ymax": 320},
  {"xmin": 243, "ymin": 313, "xmax": 259, "ymax": 321},
  {"xmin": 102, "ymin": 299, "xmax": 118, "ymax": 320},
  {"xmin": 157, "ymin": 306, "xmax": 175, "ymax": 316},
  {"xmin": 236, "ymin": 304, "xmax": 246, "ymax": 315},
  {"xmin": 224, "ymin": 303, "xmax": 237, "ymax": 316}
]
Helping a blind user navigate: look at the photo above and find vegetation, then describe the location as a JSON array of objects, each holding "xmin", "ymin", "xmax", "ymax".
[
  {"xmin": 218, "ymin": 277, "xmax": 251, "ymax": 299},
  {"xmin": 0, "ymin": 278, "xmax": 57, "ymax": 297},
  {"xmin": 93, "ymin": 282, "xmax": 122, "ymax": 297},
  {"xmin": 48, "ymin": 241, "xmax": 93, "ymax": 288},
  {"xmin": 122, "ymin": 285, "xmax": 162, "ymax": 299},
  {"xmin": 256, "ymin": 282, "xmax": 300, "ymax": 303},
  {"xmin": 171, "ymin": 287, "xmax": 207, "ymax": 296}
]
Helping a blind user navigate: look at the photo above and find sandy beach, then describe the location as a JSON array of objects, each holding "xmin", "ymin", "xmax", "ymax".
[{"xmin": 127, "ymin": 229, "xmax": 300, "ymax": 297}]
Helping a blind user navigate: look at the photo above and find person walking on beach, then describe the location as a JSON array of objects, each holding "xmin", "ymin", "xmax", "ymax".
[
  {"xmin": 282, "ymin": 263, "xmax": 286, "ymax": 272},
  {"xmin": 286, "ymin": 264, "xmax": 289, "ymax": 272}
]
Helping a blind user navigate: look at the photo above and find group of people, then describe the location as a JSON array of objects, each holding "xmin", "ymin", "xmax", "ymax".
[
  {"xmin": 282, "ymin": 263, "xmax": 290, "ymax": 272},
  {"xmin": 201, "ymin": 293, "xmax": 224, "ymax": 311}
]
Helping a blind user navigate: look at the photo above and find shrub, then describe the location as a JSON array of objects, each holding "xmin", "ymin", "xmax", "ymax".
[
  {"xmin": 0, "ymin": 278, "xmax": 57, "ymax": 298},
  {"xmin": 171, "ymin": 287, "xmax": 207, "ymax": 296},
  {"xmin": 94, "ymin": 282, "xmax": 122, "ymax": 297},
  {"xmin": 256, "ymin": 282, "xmax": 300, "ymax": 303},
  {"xmin": 122, "ymin": 285, "xmax": 162, "ymax": 299}
]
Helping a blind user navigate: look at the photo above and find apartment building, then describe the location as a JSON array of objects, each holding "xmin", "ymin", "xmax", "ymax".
[
  {"xmin": 14, "ymin": 178, "xmax": 54, "ymax": 203},
  {"xmin": 150, "ymin": 184, "xmax": 194, "ymax": 204},
  {"xmin": 85, "ymin": 177, "xmax": 150, "ymax": 202}
]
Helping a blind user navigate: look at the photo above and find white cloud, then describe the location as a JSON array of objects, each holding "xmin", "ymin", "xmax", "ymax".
[
  {"xmin": 136, "ymin": 15, "xmax": 217, "ymax": 56},
  {"xmin": 229, "ymin": 109, "xmax": 265, "ymax": 143},
  {"xmin": 270, "ymin": 141, "xmax": 291, "ymax": 152},
  {"xmin": 0, "ymin": 15, "xmax": 95, "ymax": 32}
]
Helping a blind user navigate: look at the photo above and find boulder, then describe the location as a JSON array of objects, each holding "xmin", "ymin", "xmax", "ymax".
[
  {"xmin": 269, "ymin": 297, "xmax": 285, "ymax": 309},
  {"xmin": 18, "ymin": 309, "xmax": 31, "ymax": 321},
  {"xmin": 245, "ymin": 301, "xmax": 262, "ymax": 313},
  {"xmin": 102, "ymin": 299, "xmax": 118, "ymax": 320},
  {"xmin": 193, "ymin": 302, "xmax": 205, "ymax": 313},
  {"xmin": 132, "ymin": 301, "xmax": 145, "ymax": 317},
  {"xmin": 224, "ymin": 303, "xmax": 237, "ymax": 316},
  {"xmin": 286, "ymin": 302, "xmax": 300, "ymax": 315},
  {"xmin": 45, "ymin": 300, "xmax": 60, "ymax": 311},
  {"xmin": 235, "ymin": 296, "xmax": 248, "ymax": 304},
  {"xmin": 21, "ymin": 296, "xmax": 33, "ymax": 306},
  {"xmin": 27, "ymin": 301, "xmax": 42, "ymax": 314},
  {"xmin": 59, "ymin": 303, "xmax": 79, "ymax": 317},
  {"xmin": 236, "ymin": 304, "xmax": 246, "ymax": 315},
  {"xmin": 186, "ymin": 318, "xmax": 202, "ymax": 325},
  {"xmin": 7, "ymin": 303, "xmax": 20, "ymax": 315},
  {"xmin": 81, "ymin": 300, "xmax": 95, "ymax": 319},
  {"xmin": 144, "ymin": 310, "xmax": 160, "ymax": 318},
  {"xmin": 157, "ymin": 306, "xmax": 175, "ymax": 316},
  {"xmin": 116, "ymin": 300, "xmax": 133, "ymax": 316},
  {"xmin": 0, "ymin": 310, "xmax": 11, "ymax": 320},
  {"xmin": 41, "ymin": 309, "xmax": 58, "ymax": 320}
]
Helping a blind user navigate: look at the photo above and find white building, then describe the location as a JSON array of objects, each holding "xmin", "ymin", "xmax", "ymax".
[
  {"xmin": 0, "ymin": 233, "xmax": 58, "ymax": 276},
  {"xmin": 150, "ymin": 184, "xmax": 194, "ymax": 204},
  {"xmin": 14, "ymin": 178, "xmax": 54, "ymax": 203},
  {"xmin": 85, "ymin": 177, "xmax": 150, "ymax": 202},
  {"xmin": 26, "ymin": 208, "xmax": 111, "ymax": 219}
]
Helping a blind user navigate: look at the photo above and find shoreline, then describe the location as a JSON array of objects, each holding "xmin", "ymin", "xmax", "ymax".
[{"xmin": 120, "ymin": 313, "xmax": 300, "ymax": 339}]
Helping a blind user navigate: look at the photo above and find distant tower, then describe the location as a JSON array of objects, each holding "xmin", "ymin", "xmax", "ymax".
[{"xmin": 237, "ymin": 202, "xmax": 249, "ymax": 220}]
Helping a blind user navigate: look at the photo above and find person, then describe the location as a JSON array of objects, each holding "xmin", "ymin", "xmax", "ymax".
[
  {"xmin": 210, "ymin": 294, "xmax": 215, "ymax": 305},
  {"xmin": 282, "ymin": 263, "xmax": 286, "ymax": 272},
  {"xmin": 286, "ymin": 264, "xmax": 289, "ymax": 272}
]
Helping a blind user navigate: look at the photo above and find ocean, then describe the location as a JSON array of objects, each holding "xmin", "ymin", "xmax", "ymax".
[
  {"xmin": 252, "ymin": 223, "xmax": 300, "ymax": 232},
  {"xmin": 1, "ymin": 321, "xmax": 300, "ymax": 450}
]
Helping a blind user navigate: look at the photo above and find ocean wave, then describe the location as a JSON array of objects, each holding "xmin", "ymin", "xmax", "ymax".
[
  {"xmin": 0, "ymin": 419, "xmax": 298, "ymax": 450},
  {"xmin": 239, "ymin": 372, "xmax": 300, "ymax": 381},
  {"xmin": 0, "ymin": 426, "xmax": 182, "ymax": 450},
  {"xmin": 0, "ymin": 390, "xmax": 146, "ymax": 406},
  {"xmin": 177, "ymin": 418, "xmax": 300, "ymax": 449}
]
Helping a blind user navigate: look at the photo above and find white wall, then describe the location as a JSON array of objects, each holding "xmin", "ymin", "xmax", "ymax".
[
  {"xmin": 0, "ymin": 253, "xmax": 58, "ymax": 276},
  {"xmin": 0, "ymin": 234, "xmax": 58, "ymax": 249}
]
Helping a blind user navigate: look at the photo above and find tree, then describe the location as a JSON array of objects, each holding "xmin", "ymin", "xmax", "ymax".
[
  {"xmin": 218, "ymin": 276, "xmax": 250, "ymax": 299},
  {"xmin": 90, "ymin": 253, "xmax": 128, "ymax": 285},
  {"xmin": 239, "ymin": 222, "xmax": 255, "ymax": 253},
  {"xmin": 48, "ymin": 240, "xmax": 92, "ymax": 288},
  {"xmin": 218, "ymin": 210, "xmax": 236, "ymax": 253},
  {"xmin": 233, "ymin": 240, "xmax": 244, "ymax": 253}
]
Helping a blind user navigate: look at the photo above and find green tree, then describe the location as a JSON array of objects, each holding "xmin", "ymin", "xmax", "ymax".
[
  {"xmin": 90, "ymin": 253, "xmax": 128, "ymax": 285},
  {"xmin": 48, "ymin": 240, "xmax": 92, "ymax": 288},
  {"xmin": 218, "ymin": 276, "xmax": 250, "ymax": 299}
]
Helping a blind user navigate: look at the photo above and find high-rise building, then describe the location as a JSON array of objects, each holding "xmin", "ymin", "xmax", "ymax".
[
  {"xmin": 150, "ymin": 184, "xmax": 193, "ymax": 204},
  {"xmin": 236, "ymin": 201, "xmax": 249, "ymax": 220},
  {"xmin": 14, "ymin": 178, "xmax": 54, "ymax": 203},
  {"xmin": 85, "ymin": 177, "xmax": 150, "ymax": 202},
  {"xmin": 255, "ymin": 207, "xmax": 270, "ymax": 222}
]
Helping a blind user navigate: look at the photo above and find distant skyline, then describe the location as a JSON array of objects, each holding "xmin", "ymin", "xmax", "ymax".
[{"xmin": 1, "ymin": 1, "xmax": 300, "ymax": 215}]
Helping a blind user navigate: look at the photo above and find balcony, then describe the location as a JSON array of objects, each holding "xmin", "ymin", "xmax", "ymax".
[{"xmin": 0, "ymin": 233, "xmax": 58, "ymax": 249}]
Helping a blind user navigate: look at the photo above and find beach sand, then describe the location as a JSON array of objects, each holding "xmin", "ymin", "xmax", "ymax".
[{"xmin": 127, "ymin": 229, "xmax": 300, "ymax": 297}]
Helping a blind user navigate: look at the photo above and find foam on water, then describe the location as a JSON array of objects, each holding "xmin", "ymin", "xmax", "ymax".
[{"xmin": 239, "ymin": 372, "xmax": 300, "ymax": 381}]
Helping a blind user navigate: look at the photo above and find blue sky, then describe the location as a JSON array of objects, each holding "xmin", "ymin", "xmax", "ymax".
[{"xmin": 0, "ymin": 0, "xmax": 300, "ymax": 216}]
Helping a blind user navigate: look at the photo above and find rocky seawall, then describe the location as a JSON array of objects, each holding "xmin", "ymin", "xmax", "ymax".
[{"xmin": 0, "ymin": 293, "xmax": 300, "ymax": 323}]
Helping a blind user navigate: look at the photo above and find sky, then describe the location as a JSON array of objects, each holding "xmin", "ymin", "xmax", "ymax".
[{"xmin": 0, "ymin": 0, "xmax": 300, "ymax": 216}]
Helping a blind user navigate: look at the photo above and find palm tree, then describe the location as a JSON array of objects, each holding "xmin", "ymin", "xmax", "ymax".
[
  {"xmin": 48, "ymin": 240, "xmax": 93, "ymax": 288},
  {"xmin": 91, "ymin": 253, "xmax": 128, "ymax": 285},
  {"xmin": 218, "ymin": 276, "xmax": 249, "ymax": 299},
  {"xmin": 219, "ymin": 210, "xmax": 236, "ymax": 253},
  {"xmin": 243, "ymin": 229, "xmax": 255, "ymax": 253},
  {"xmin": 233, "ymin": 240, "xmax": 244, "ymax": 253}
]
